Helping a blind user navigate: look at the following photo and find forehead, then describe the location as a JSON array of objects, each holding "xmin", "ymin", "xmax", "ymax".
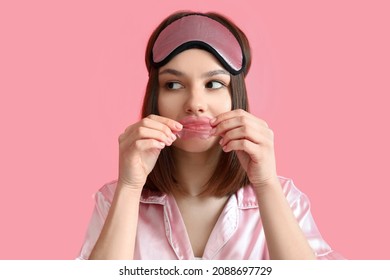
[{"xmin": 159, "ymin": 49, "xmax": 226, "ymax": 74}]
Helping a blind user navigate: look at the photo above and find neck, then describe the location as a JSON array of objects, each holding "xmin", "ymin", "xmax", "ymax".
[{"xmin": 172, "ymin": 145, "xmax": 222, "ymax": 197}]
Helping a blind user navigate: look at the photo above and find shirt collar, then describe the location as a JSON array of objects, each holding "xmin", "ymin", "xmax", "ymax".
[
  {"xmin": 236, "ymin": 185, "xmax": 259, "ymax": 209},
  {"xmin": 140, "ymin": 185, "xmax": 259, "ymax": 209},
  {"xmin": 140, "ymin": 189, "xmax": 167, "ymax": 205}
]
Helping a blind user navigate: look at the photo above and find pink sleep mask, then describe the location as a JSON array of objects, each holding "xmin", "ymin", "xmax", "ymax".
[{"xmin": 152, "ymin": 14, "xmax": 245, "ymax": 75}]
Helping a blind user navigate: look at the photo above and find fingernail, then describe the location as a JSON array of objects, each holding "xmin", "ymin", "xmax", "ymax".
[
  {"xmin": 171, "ymin": 133, "xmax": 177, "ymax": 141},
  {"xmin": 219, "ymin": 138, "xmax": 223, "ymax": 145},
  {"xmin": 175, "ymin": 123, "xmax": 183, "ymax": 130},
  {"xmin": 210, "ymin": 118, "xmax": 216, "ymax": 125}
]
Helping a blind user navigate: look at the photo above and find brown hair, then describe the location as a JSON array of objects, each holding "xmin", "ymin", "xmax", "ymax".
[{"xmin": 142, "ymin": 11, "xmax": 251, "ymax": 197}]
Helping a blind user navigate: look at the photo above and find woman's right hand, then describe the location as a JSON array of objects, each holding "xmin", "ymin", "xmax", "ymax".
[{"xmin": 117, "ymin": 115, "xmax": 182, "ymax": 190}]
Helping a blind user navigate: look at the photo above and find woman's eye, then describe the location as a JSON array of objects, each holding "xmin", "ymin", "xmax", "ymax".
[
  {"xmin": 166, "ymin": 82, "xmax": 183, "ymax": 90},
  {"xmin": 206, "ymin": 81, "xmax": 224, "ymax": 89}
]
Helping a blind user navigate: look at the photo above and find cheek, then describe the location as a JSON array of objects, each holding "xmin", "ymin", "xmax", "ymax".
[
  {"xmin": 213, "ymin": 92, "xmax": 232, "ymax": 113},
  {"xmin": 157, "ymin": 95, "xmax": 179, "ymax": 118},
  {"xmin": 224, "ymin": 98, "xmax": 233, "ymax": 111},
  {"xmin": 157, "ymin": 97, "xmax": 166, "ymax": 116}
]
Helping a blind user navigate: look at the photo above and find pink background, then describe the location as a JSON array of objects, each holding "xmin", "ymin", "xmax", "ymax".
[{"xmin": 1, "ymin": 0, "xmax": 389, "ymax": 259}]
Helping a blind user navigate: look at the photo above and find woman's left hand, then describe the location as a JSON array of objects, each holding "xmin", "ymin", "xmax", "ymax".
[{"xmin": 211, "ymin": 109, "xmax": 278, "ymax": 189}]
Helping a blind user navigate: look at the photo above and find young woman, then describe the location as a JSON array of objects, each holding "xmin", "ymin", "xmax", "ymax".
[{"xmin": 77, "ymin": 11, "xmax": 342, "ymax": 260}]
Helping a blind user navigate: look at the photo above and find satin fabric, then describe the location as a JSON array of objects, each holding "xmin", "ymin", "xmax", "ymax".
[
  {"xmin": 152, "ymin": 14, "xmax": 244, "ymax": 74},
  {"xmin": 77, "ymin": 176, "xmax": 343, "ymax": 260}
]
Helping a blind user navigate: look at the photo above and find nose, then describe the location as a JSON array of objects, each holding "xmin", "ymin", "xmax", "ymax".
[{"xmin": 184, "ymin": 86, "xmax": 207, "ymax": 114}]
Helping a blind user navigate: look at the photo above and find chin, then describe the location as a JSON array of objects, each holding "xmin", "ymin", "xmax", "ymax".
[{"xmin": 172, "ymin": 136, "xmax": 220, "ymax": 153}]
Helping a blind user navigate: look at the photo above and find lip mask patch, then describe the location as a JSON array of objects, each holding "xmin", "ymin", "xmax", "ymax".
[{"xmin": 176, "ymin": 116, "xmax": 213, "ymax": 140}]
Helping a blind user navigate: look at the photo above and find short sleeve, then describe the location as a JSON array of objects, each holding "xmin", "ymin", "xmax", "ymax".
[
  {"xmin": 76, "ymin": 182, "xmax": 116, "ymax": 260},
  {"xmin": 280, "ymin": 177, "xmax": 345, "ymax": 260}
]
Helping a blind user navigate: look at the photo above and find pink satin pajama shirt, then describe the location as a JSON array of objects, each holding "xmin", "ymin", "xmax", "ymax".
[{"xmin": 77, "ymin": 176, "xmax": 343, "ymax": 260}]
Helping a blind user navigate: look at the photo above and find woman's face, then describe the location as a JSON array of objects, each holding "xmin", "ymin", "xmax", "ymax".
[{"xmin": 158, "ymin": 49, "xmax": 232, "ymax": 152}]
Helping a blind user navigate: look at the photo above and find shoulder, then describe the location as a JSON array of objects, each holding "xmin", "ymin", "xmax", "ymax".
[
  {"xmin": 277, "ymin": 176, "xmax": 307, "ymax": 203},
  {"xmin": 94, "ymin": 180, "xmax": 118, "ymax": 204}
]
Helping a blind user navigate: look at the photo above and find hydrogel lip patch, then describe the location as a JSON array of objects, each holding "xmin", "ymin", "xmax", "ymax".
[
  {"xmin": 176, "ymin": 116, "xmax": 213, "ymax": 140},
  {"xmin": 175, "ymin": 128, "xmax": 212, "ymax": 140}
]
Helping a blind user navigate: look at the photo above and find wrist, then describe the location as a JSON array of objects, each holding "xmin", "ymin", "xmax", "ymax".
[
  {"xmin": 117, "ymin": 180, "xmax": 144, "ymax": 193},
  {"xmin": 252, "ymin": 176, "xmax": 281, "ymax": 194}
]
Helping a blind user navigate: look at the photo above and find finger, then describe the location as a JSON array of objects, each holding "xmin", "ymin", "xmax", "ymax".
[
  {"xmin": 211, "ymin": 109, "xmax": 269, "ymax": 129},
  {"xmin": 219, "ymin": 126, "xmax": 257, "ymax": 147},
  {"xmin": 147, "ymin": 114, "xmax": 183, "ymax": 132},
  {"xmin": 141, "ymin": 117, "xmax": 174, "ymax": 139},
  {"xmin": 212, "ymin": 114, "xmax": 259, "ymax": 137},
  {"xmin": 133, "ymin": 139, "xmax": 166, "ymax": 151},
  {"xmin": 122, "ymin": 117, "xmax": 178, "ymax": 141},
  {"xmin": 210, "ymin": 109, "xmax": 253, "ymax": 126},
  {"xmin": 212, "ymin": 117, "xmax": 246, "ymax": 137},
  {"xmin": 121, "ymin": 126, "xmax": 176, "ymax": 147},
  {"xmin": 220, "ymin": 125, "xmax": 274, "ymax": 146},
  {"xmin": 222, "ymin": 139, "xmax": 261, "ymax": 162}
]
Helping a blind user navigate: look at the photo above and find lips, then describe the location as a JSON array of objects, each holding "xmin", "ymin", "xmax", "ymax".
[
  {"xmin": 179, "ymin": 116, "xmax": 212, "ymax": 131},
  {"xmin": 177, "ymin": 116, "xmax": 213, "ymax": 139}
]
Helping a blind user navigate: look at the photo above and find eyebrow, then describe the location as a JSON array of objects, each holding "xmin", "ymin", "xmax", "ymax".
[
  {"xmin": 159, "ymin": 68, "xmax": 230, "ymax": 78},
  {"xmin": 202, "ymin": 69, "xmax": 230, "ymax": 78},
  {"xmin": 159, "ymin": 68, "xmax": 184, "ymax": 77}
]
